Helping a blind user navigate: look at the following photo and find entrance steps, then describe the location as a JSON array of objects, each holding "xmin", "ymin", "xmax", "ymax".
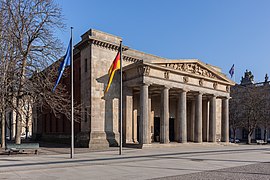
[{"xmin": 124, "ymin": 142, "xmax": 237, "ymax": 149}]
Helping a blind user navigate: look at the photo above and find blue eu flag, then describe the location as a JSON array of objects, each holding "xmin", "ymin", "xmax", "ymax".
[
  {"xmin": 229, "ymin": 64, "xmax": 234, "ymax": 78},
  {"xmin": 52, "ymin": 38, "xmax": 72, "ymax": 92}
]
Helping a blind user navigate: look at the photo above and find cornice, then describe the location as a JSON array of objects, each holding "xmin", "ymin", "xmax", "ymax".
[
  {"xmin": 75, "ymin": 35, "xmax": 142, "ymax": 63},
  {"xmin": 123, "ymin": 55, "xmax": 142, "ymax": 63}
]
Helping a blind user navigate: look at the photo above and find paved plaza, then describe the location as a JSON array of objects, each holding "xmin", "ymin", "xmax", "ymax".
[{"xmin": 0, "ymin": 143, "xmax": 270, "ymax": 179}]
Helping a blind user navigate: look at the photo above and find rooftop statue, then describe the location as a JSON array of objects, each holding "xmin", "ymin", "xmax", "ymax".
[
  {"xmin": 241, "ymin": 69, "xmax": 254, "ymax": 85},
  {"xmin": 265, "ymin": 73, "xmax": 269, "ymax": 83}
]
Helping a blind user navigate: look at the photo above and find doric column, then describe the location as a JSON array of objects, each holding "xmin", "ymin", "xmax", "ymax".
[
  {"xmin": 221, "ymin": 97, "xmax": 229, "ymax": 143},
  {"xmin": 178, "ymin": 90, "xmax": 187, "ymax": 143},
  {"xmin": 194, "ymin": 92, "xmax": 203, "ymax": 143},
  {"xmin": 209, "ymin": 95, "xmax": 217, "ymax": 142},
  {"xmin": 202, "ymin": 100, "xmax": 209, "ymax": 142},
  {"xmin": 160, "ymin": 86, "xmax": 170, "ymax": 144},
  {"xmin": 139, "ymin": 84, "xmax": 150, "ymax": 144}
]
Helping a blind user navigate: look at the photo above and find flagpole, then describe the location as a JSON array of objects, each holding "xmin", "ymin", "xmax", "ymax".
[
  {"xmin": 119, "ymin": 41, "xmax": 123, "ymax": 155},
  {"xmin": 233, "ymin": 64, "xmax": 236, "ymax": 83},
  {"xmin": 70, "ymin": 27, "xmax": 74, "ymax": 159}
]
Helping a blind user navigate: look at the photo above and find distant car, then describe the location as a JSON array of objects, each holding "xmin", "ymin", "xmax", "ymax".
[
  {"xmin": 230, "ymin": 138, "xmax": 240, "ymax": 143},
  {"xmin": 267, "ymin": 138, "xmax": 270, "ymax": 143}
]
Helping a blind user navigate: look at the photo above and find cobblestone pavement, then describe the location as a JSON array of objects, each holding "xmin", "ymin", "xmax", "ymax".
[
  {"xmin": 153, "ymin": 162, "xmax": 270, "ymax": 180},
  {"xmin": 0, "ymin": 143, "xmax": 270, "ymax": 180}
]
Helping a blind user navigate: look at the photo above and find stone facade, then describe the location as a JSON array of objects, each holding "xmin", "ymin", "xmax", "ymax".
[{"xmin": 35, "ymin": 29, "xmax": 235, "ymax": 148}]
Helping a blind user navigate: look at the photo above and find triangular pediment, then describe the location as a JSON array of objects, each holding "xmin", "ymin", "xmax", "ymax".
[{"xmin": 150, "ymin": 59, "xmax": 234, "ymax": 85}]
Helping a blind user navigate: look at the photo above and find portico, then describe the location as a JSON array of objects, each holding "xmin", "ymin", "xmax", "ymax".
[{"xmin": 123, "ymin": 60, "xmax": 233, "ymax": 145}]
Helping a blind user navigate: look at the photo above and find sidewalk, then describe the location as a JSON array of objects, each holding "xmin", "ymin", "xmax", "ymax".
[{"xmin": 0, "ymin": 144, "xmax": 270, "ymax": 179}]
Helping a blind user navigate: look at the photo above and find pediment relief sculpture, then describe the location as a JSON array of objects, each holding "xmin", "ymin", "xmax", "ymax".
[{"xmin": 164, "ymin": 63, "xmax": 217, "ymax": 79}]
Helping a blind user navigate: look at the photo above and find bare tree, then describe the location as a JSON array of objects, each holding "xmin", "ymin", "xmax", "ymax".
[
  {"xmin": 230, "ymin": 84, "xmax": 267, "ymax": 144},
  {"xmin": 1, "ymin": 0, "xmax": 65, "ymax": 144},
  {"xmin": 258, "ymin": 85, "xmax": 270, "ymax": 143},
  {"xmin": 240, "ymin": 86, "xmax": 265, "ymax": 144},
  {"xmin": 229, "ymin": 88, "xmax": 243, "ymax": 143},
  {"xmin": 1, "ymin": 0, "xmax": 83, "ymax": 146}
]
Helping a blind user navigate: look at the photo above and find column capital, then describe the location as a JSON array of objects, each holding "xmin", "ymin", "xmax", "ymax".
[
  {"xmin": 195, "ymin": 91, "xmax": 203, "ymax": 96},
  {"xmin": 163, "ymin": 85, "xmax": 171, "ymax": 90},
  {"xmin": 219, "ymin": 96, "xmax": 230, "ymax": 100},
  {"xmin": 141, "ymin": 82, "xmax": 151, "ymax": 87},
  {"xmin": 181, "ymin": 88, "xmax": 189, "ymax": 93}
]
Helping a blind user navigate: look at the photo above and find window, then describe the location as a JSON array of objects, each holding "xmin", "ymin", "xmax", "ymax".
[
  {"xmin": 255, "ymin": 128, "xmax": 261, "ymax": 140},
  {"xmin": 85, "ymin": 59, "xmax": 87, "ymax": 72},
  {"xmin": 242, "ymin": 128, "xmax": 248, "ymax": 139}
]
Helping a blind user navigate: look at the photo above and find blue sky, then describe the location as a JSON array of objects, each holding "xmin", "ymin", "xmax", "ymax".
[{"xmin": 56, "ymin": 0, "xmax": 270, "ymax": 83}]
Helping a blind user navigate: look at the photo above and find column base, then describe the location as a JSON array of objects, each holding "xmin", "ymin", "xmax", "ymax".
[
  {"xmin": 125, "ymin": 139, "xmax": 134, "ymax": 144},
  {"xmin": 105, "ymin": 131, "xmax": 119, "ymax": 147},
  {"xmin": 160, "ymin": 140, "xmax": 170, "ymax": 144},
  {"xmin": 89, "ymin": 131, "xmax": 109, "ymax": 150},
  {"xmin": 76, "ymin": 131, "xmax": 90, "ymax": 148}
]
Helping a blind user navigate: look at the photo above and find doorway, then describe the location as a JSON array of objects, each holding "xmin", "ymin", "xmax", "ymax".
[
  {"xmin": 169, "ymin": 118, "xmax": 175, "ymax": 142},
  {"xmin": 154, "ymin": 117, "xmax": 160, "ymax": 142}
]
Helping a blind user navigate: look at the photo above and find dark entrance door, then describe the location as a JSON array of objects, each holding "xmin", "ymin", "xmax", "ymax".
[
  {"xmin": 154, "ymin": 117, "xmax": 160, "ymax": 142},
  {"xmin": 169, "ymin": 118, "xmax": 175, "ymax": 142}
]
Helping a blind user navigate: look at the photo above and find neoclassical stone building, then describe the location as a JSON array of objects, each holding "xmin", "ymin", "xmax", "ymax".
[{"xmin": 34, "ymin": 29, "xmax": 235, "ymax": 148}]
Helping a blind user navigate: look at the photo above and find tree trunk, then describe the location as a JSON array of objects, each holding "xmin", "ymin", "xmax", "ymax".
[
  {"xmin": 15, "ymin": 112, "xmax": 21, "ymax": 144},
  {"xmin": 25, "ymin": 126, "xmax": 28, "ymax": 139},
  {"xmin": 233, "ymin": 128, "xmax": 236, "ymax": 143},
  {"xmin": 15, "ymin": 56, "xmax": 27, "ymax": 145},
  {"xmin": 247, "ymin": 133, "xmax": 252, "ymax": 144},
  {"xmin": 264, "ymin": 129, "xmax": 268, "ymax": 143},
  {"xmin": 1, "ymin": 110, "xmax": 5, "ymax": 148}
]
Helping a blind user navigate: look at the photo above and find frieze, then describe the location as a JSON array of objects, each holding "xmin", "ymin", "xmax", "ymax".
[
  {"xmin": 226, "ymin": 85, "xmax": 230, "ymax": 92},
  {"xmin": 165, "ymin": 63, "xmax": 217, "ymax": 79},
  {"xmin": 199, "ymin": 79, "xmax": 204, "ymax": 86},
  {"xmin": 164, "ymin": 71, "xmax": 170, "ymax": 79},
  {"xmin": 213, "ymin": 82, "xmax": 218, "ymax": 89},
  {"xmin": 183, "ymin": 76, "xmax": 189, "ymax": 83},
  {"xmin": 137, "ymin": 65, "xmax": 150, "ymax": 76}
]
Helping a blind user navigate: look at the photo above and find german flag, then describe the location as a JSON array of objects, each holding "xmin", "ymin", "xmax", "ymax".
[{"xmin": 104, "ymin": 51, "xmax": 120, "ymax": 94}]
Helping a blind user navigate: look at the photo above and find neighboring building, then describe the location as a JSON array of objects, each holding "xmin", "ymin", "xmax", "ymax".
[
  {"xmin": 230, "ymin": 70, "xmax": 270, "ymax": 142},
  {"xmin": 4, "ymin": 97, "xmax": 33, "ymax": 140},
  {"xmin": 33, "ymin": 29, "xmax": 235, "ymax": 149}
]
